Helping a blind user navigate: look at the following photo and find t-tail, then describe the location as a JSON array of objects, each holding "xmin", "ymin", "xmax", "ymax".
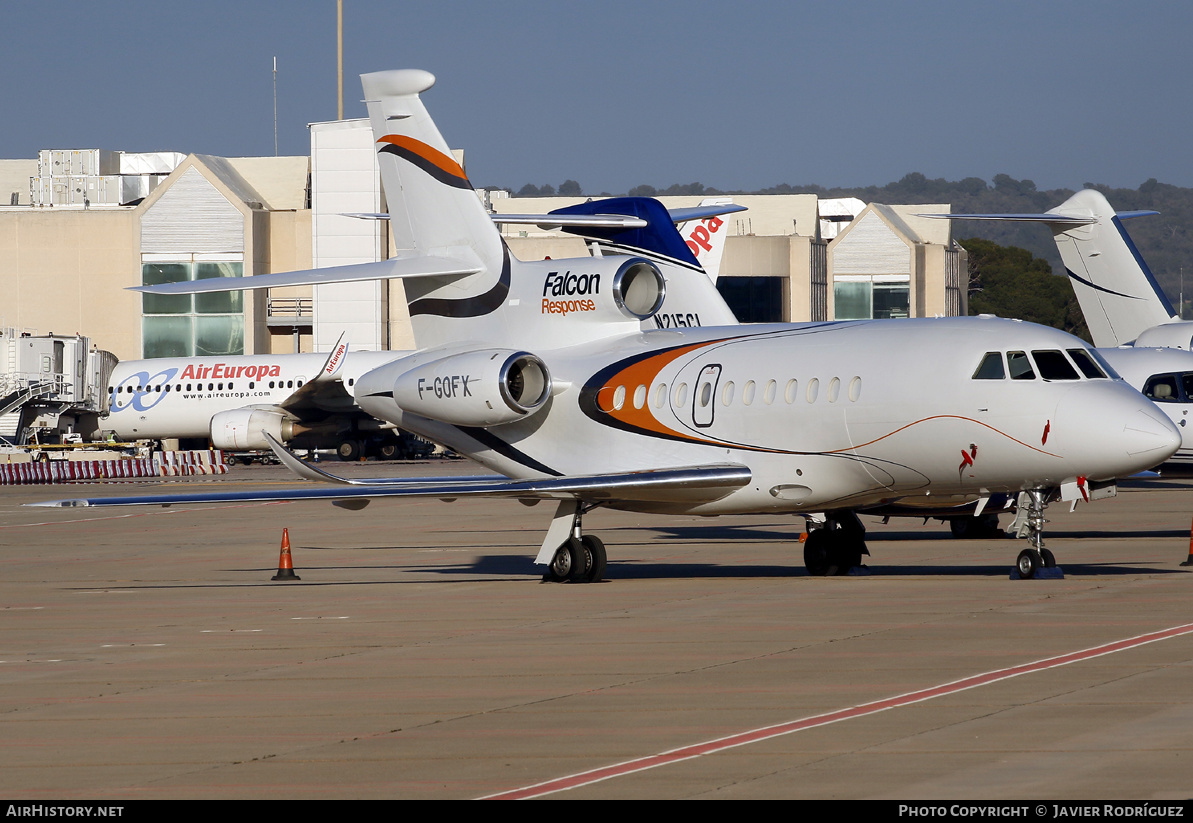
[{"xmin": 923, "ymin": 189, "xmax": 1182, "ymax": 348}]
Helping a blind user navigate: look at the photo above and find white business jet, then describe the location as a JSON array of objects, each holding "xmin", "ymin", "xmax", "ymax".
[
  {"xmin": 108, "ymin": 198, "xmax": 743, "ymax": 459},
  {"xmin": 924, "ymin": 190, "xmax": 1193, "ymax": 465},
  {"xmin": 34, "ymin": 70, "xmax": 1181, "ymax": 583}
]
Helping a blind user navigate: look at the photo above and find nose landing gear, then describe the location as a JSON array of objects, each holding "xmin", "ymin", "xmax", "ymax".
[{"xmin": 1013, "ymin": 488, "xmax": 1063, "ymax": 580}]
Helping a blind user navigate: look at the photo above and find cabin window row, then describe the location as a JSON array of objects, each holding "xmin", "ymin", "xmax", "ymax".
[
  {"xmin": 110, "ymin": 379, "xmax": 303, "ymax": 393},
  {"xmin": 600, "ymin": 376, "xmax": 863, "ymax": 412}
]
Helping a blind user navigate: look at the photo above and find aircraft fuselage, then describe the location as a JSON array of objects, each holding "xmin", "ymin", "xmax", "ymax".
[{"xmin": 355, "ymin": 316, "xmax": 1178, "ymax": 516}]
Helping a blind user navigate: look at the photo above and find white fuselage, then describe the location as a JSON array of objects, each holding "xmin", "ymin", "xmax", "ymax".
[
  {"xmin": 355, "ymin": 316, "xmax": 1180, "ymax": 516},
  {"xmin": 107, "ymin": 350, "xmax": 405, "ymax": 440},
  {"xmin": 1098, "ymin": 346, "xmax": 1193, "ymax": 464}
]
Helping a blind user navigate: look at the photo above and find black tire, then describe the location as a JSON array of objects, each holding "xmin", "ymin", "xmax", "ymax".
[
  {"xmin": 803, "ymin": 530, "xmax": 832, "ymax": 576},
  {"xmin": 580, "ymin": 535, "xmax": 607, "ymax": 583},
  {"xmin": 337, "ymin": 440, "xmax": 361, "ymax": 461},
  {"xmin": 950, "ymin": 513, "xmax": 1001, "ymax": 539},
  {"xmin": 546, "ymin": 538, "xmax": 586, "ymax": 583},
  {"xmin": 832, "ymin": 534, "xmax": 865, "ymax": 574},
  {"xmin": 1041, "ymin": 548, "xmax": 1057, "ymax": 568},
  {"xmin": 378, "ymin": 442, "xmax": 399, "ymax": 460},
  {"xmin": 1016, "ymin": 548, "xmax": 1043, "ymax": 579}
]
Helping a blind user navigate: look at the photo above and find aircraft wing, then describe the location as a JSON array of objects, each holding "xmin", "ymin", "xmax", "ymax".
[
  {"xmin": 133, "ymin": 253, "xmax": 482, "ymax": 295},
  {"xmin": 29, "ymin": 464, "xmax": 751, "ymax": 509}
]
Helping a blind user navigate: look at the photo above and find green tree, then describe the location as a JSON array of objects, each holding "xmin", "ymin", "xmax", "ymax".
[
  {"xmin": 559, "ymin": 179, "xmax": 582, "ymax": 196},
  {"xmin": 963, "ymin": 237, "xmax": 1089, "ymax": 340}
]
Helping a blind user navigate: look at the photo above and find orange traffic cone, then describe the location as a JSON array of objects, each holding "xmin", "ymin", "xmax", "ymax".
[
  {"xmin": 1182, "ymin": 518, "xmax": 1193, "ymax": 567},
  {"xmin": 272, "ymin": 528, "xmax": 301, "ymax": 580}
]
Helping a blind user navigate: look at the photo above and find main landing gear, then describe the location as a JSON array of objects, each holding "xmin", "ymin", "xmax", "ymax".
[
  {"xmin": 802, "ymin": 513, "xmax": 869, "ymax": 576},
  {"xmin": 1013, "ymin": 488, "xmax": 1062, "ymax": 580},
  {"xmin": 542, "ymin": 505, "xmax": 606, "ymax": 584}
]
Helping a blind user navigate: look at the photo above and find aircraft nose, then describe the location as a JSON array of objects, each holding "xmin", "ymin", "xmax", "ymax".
[
  {"xmin": 1122, "ymin": 404, "xmax": 1184, "ymax": 461},
  {"xmin": 1065, "ymin": 387, "xmax": 1182, "ymax": 477}
]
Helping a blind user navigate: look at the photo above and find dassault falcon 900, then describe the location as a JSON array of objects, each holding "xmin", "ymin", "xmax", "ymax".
[{"xmin": 34, "ymin": 70, "xmax": 1181, "ymax": 583}]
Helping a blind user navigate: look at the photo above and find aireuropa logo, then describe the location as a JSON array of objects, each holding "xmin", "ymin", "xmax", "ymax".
[{"xmin": 110, "ymin": 367, "xmax": 180, "ymax": 413}]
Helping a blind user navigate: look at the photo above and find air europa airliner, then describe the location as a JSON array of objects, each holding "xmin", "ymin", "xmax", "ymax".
[{"xmin": 106, "ymin": 337, "xmax": 413, "ymax": 459}]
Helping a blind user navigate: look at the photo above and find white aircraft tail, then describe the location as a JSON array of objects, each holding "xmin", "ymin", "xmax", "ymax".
[
  {"xmin": 1045, "ymin": 190, "xmax": 1175, "ymax": 347},
  {"xmin": 924, "ymin": 189, "xmax": 1173, "ymax": 348},
  {"xmin": 361, "ymin": 70, "xmax": 508, "ymax": 347},
  {"xmin": 675, "ymin": 197, "xmax": 735, "ymax": 283}
]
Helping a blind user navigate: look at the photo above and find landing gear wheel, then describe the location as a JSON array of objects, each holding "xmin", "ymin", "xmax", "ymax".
[
  {"xmin": 950, "ymin": 513, "xmax": 1002, "ymax": 539},
  {"xmin": 1041, "ymin": 548, "xmax": 1057, "ymax": 568},
  {"xmin": 803, "ymin": 530, "xmax": 832, "ymax": 577},
  {"xmin": 580, "ymin": 535, "xmax": 607, "ymax": 583},
  {"xmin": 1016, "ymin": 548, "xmax": 1044, "ymax": 579},
  {"xmin": 336, "ymin": 440, "xmax": 361, "ymax": 461},
  {"xmin": 378, "ymin": 442, "xmax": 399, "ymax": 460},
  {"xmin": 545, "ymin": 538, "xmax": 587, "ymax": 583}
]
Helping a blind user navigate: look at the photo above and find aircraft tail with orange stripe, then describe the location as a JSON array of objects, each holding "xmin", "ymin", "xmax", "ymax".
[{"xmin": 361, "ymin": 70, "xmax": 507, "ymax": 346}]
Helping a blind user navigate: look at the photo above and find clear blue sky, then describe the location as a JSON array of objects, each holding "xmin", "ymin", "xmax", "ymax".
[{"xmin": 5, "ymin": 1, "xmax": 1192, "ymax": 195}]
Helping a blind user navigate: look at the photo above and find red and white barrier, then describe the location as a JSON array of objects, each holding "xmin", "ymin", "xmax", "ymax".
[{"xmin": 0, "ymin": 449, "xmax": 227, "ymax": 485}]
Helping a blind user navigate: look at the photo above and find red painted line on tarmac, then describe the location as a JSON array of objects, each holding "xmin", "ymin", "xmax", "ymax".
[{"xmin": 483, "ymin": 621, "xmax": 1193, "ymax": 800}]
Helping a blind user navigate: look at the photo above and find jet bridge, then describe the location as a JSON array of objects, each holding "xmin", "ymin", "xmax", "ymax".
[{"xmin": 0, "ymin": 330, "xmax": 116, "ymax": 444}]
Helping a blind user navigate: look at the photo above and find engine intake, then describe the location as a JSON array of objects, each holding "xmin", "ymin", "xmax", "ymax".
[
  {"xmin": 613, "ymin": 258, "xmax": 666, "ymax": 320},
  {"xmin": 393, "ymin": 349, "xmax": 551, "ymax": 426},
  {"xmin": 210, "ymin": 409, "xmax": 295, "ymax": 450}
]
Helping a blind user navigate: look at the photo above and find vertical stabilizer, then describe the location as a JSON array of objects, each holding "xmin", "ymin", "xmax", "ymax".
[
  {"xmin": 1048, "ymin": 189, "xmax": 1175, "ymax": 347},
  {"xmin": 360, "ymin": 70, "xmax": 507, "ymax": 347}
]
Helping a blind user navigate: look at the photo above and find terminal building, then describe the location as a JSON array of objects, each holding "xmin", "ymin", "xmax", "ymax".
[{"xmin": 0, "ymin": 119, "xmax": 967, "ymax": 365}]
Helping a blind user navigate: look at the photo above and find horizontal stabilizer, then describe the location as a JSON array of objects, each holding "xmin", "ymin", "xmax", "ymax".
[
  {"xmin": 666, "ymin": 203, "xmax": 747, "ymax": 223},
  {"xmin": 493, "ymin": 213, "xmax": 648, "ymax": 229},
  {"xmin": 917, "ymin": 212, "xmax": 1095, "ymax": 225},
  {"xmin": 133, "ymin": 254, "xmax": 482, "ymax": 295}
]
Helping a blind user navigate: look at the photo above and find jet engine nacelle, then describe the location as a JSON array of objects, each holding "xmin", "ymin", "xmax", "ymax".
[
  {"xmin": 1133, "ymin": 321, "xmax": 1193, "ymax": 351},
  {"xmin": 392, "ymin": 349, "xmax": 551, "ymax": 426},
  {"xmin": 210, "ymin": 409, "xmax": 295, "ymax": 450}
]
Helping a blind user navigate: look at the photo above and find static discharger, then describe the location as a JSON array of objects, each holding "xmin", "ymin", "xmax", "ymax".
[{"xmin": 272, "ymin": 528, "xmax": 301, "ymax": 581}]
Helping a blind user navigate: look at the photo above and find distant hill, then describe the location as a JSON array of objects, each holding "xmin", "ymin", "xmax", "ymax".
[{"xmin": 499, "ymin": 174, "xmax": 1193, "ymax": 315}]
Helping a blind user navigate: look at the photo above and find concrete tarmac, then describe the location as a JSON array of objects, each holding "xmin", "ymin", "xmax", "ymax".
[{"xmin": 3, "ymin": 462, "xmax": 1193, "ymax": 799}]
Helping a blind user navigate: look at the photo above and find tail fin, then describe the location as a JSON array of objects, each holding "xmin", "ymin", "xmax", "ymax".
[
  {"xmin": 1045, "ymin": 189, "xmax": 1174, "ymax": 347},
  {"xmin": 361, "ymin": 70, "xmax": 507, "ymax": 346},
  {"xmin": 922, "ymin": 189, "xmax": 1173, "ymax": 347},
  {"xmin": 675, "ymin": 197, "xmax": 736, "ymax": 282}
]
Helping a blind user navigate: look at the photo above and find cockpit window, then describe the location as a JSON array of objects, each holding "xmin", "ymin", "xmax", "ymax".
[
  {"xmin": 1067, "ymin": 348, "xmax": 1108, "ymax": 379},
  {"xmin": 972, "ymin": 352, "xmax": 1005, "ymax": 379},
  {"xmin": 1032, "ymin": 350, "xmax": 1079, "ymax": 381},
  {"xmin": 1145, "ymin": 374, "xmax": 1180, "ymax": 402},
  {"xmin": 1007, "ymin": 351, "xmax": 1035, "ymax": 380},
  {"xmin": 1182, "ymin": 373, "xmax": 1193, "ymax": 398}
]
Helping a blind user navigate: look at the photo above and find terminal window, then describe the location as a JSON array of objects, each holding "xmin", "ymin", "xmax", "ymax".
[
  {"xmin": 833, "ymin": 278, "xmax": 910, "ymax": 320},
  {"xmin": 142, "ymin": 262, "xmax": 244, "ymax": 358}
]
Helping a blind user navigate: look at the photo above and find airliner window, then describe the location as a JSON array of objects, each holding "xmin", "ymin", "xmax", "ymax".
[
  {"xmin": 1067, "ymin": 348, "xmax": 1108, "ymax": 379},
  {"xmin": 972, "ymin": 352, "xmax": 1005, "ymax": 379},
  {"xmin": 1007, "ymin": 352, "xmax": 1035, "ymax": 380},
  {"xmin": 1145, "ymin": 374, "xmax": 1180, "ymax": 402},
  {"xmin": 1032, "ymin": 350, "xmax": 1079, "ymax": 380},
  {"xmin": 249, "ymin": 382, "xmax": 255, "ymax": 389}
]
